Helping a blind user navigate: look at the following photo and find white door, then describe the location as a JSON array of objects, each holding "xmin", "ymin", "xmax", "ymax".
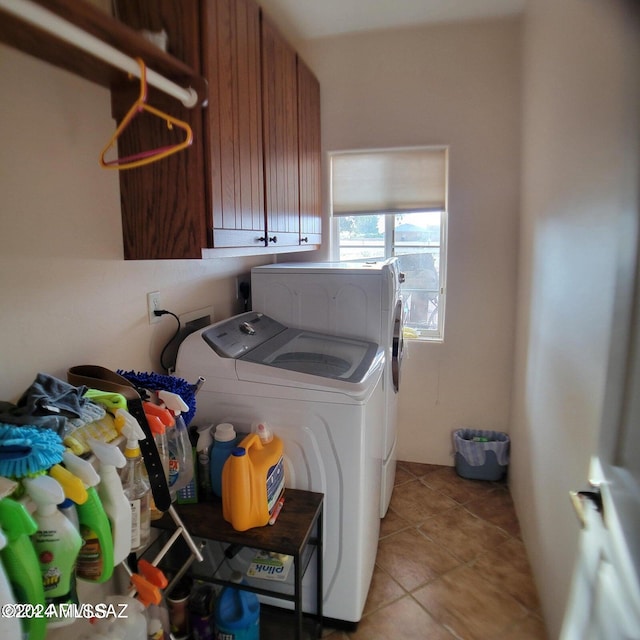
[{"xmin": 560, "ymin": 173, "xmax": 640, "ymax": 637}]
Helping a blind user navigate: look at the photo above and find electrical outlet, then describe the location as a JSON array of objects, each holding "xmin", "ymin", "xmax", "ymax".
[
  {"xmin": 179, "ymin": 306, "xmax": 214, "ymax": 327},
  {"xmin": 147, "ymin": 291, "xmax": 161, "ymax": 324}
]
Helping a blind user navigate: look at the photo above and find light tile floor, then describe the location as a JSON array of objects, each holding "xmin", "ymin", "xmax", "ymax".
[{"xmin": 324, "ymin": 462, "xmax": 548, "ymax": 640}]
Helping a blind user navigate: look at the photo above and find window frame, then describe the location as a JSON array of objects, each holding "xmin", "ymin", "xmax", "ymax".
[
  {"xmin": 329, "ymin": 146, "xmax": 449, "ymax": 342},
  {"xmin": 330, "ymin": 209, "xmax": 448, "ymax": 342}
]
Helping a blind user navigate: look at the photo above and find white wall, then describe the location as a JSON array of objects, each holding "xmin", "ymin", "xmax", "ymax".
[
  {"xmin": 511, "ymin": 0, "xmax": 640, "ymax": 636},
  {"xmin": 0, "ymin": 46, "xmax": 273, "ymax": 403},
  {"xmin": 299, "ymin": 18, "xmax": 522, "ymax": 465}
]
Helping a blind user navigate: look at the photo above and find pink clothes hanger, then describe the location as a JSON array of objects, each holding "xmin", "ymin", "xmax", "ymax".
[{"xmin": 99, "ymin": 58, "xmax": 193, "ymax": 170}]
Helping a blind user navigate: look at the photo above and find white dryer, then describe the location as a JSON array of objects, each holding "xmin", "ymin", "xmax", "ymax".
[
  {"xmin": 174, "ymin": 312, "xmax": 385, "ymax": 624},
  {"xmin": 251, "ymin": 259, "xmax": 406, "ymax": 517}
]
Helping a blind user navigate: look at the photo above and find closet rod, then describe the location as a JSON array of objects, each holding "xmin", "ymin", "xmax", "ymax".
[{"xmin": 0, "ymin": 0, "xmax": 199, "ymax": 108}]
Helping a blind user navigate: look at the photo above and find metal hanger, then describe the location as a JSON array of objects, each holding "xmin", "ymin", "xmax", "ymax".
[{"xmin": 99, "ymin": 58, "xmax": 193, "ymax": 170}]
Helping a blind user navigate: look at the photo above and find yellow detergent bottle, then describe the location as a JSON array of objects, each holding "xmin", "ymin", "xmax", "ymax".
[{"xmin": 222, "ymin": 426, "xmax": 285, "ymax": 532}]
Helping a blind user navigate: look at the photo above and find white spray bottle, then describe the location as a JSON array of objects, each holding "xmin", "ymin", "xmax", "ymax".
[
  {"xmin": 117, "ymin": 409, "xmax": 151, "ymax": 552},
  {"xmin": 158, "ymin": 390, "xmax": 194, "ymax": 494},
  {"xmin": 87, "ymin": 437, "xmax": 132, "ymax": 565},
  {"xmin": 23, "ymin": 475, "xmax": 82, "ymax": 627}
]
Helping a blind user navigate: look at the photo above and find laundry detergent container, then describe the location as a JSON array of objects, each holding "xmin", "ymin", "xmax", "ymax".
[{"xmin": 453, "ymin": 429, "xmax": 510, "ymax": 481}]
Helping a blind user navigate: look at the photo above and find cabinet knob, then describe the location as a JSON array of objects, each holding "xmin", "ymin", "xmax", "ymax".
[
  {"xmin": 269, "ymin": 235, "xmax": 278, "ymax": 244},
  {"xmin": 300, "ymin": 236, "xmax": 309, "ymax": 243}
]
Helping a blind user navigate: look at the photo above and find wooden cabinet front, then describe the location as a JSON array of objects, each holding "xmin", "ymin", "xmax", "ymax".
[
  {"xmin": 203, "ymin": 0, "xmax": 266, "ymax": 249},
  {"xmin": 261, "ymin": 15, "xmax": 300, "ymax": 248},
  {"xmin": 112, "ymin": 0, "xmax": 321, "ymax": 258},
  {"xmin": 297, "ymin": 57, "xmax": 322, "ymax": 246},
  {"xmin": 113, "ymin": 0, "xmax": 207, "ymax": 259}
]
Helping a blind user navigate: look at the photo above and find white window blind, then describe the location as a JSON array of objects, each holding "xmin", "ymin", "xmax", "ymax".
[{"xmin": 331, "ymin": 146, "xmax": 448, "ymax": 216}]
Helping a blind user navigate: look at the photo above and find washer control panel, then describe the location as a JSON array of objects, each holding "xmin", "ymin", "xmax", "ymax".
[{"xmin": 202, "ymin": 312, "xmax": 286, "ymax": 358}]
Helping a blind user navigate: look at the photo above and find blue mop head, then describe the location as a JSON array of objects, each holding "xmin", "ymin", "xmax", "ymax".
[
  {"xmin": 117, "ymin": 370, "xmax": 197, "ymax": 426},
  {"xmin": 0, "ymin": 423, "xmax": 65, "ymax": 479}
]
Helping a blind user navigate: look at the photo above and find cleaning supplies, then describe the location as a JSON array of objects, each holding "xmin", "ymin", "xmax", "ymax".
[
  {"xmin": 118, "ymin": 410, "xmax": 151, "ymax": 551},
  {"xmin": 210, "ymin": 423, "xmax": 237, "ymax": 498},
  {"xmin": 96, "ymin": 595, "xmax": 147, "ymax": 640},
  {"xmin": 87, "ymin": 437, "xmax": 132, "ymax": 565},
  {"xmin": 49, "ymin": 462, "xmax": 88, "ymax": 505},
  {"xmin": 143, "ymin": 403, "xmax": 171, "ymax": 481},
  {"xmin": 214, "ymin": 571, "xmax": 259, "ymax": 640},
  {"xmin": 0, "ymin": 529, "xmax": 20, "ymax": 640},
  {"xmin": 23, "ymin": 474, "xmax": 82, "ymax": 627},
  {"xmin": 143, "ymin": 406, "xmax": 171, "ymax": 521},
  {"xmin": 222, "ymin": 431, "xmax": 284, "ymax": 532},
  {"xmin": 157, "ymin": 390, "xmax": 194, "ymax": 496},
  {"xmin": 0, "ymin": 487, "xmax": 46, "ymax": 640},
  {"xmin": 62, "ymin": 450, "xmax": 114, "ymax": 582},
  {"xmin": 58, "ymin": 497, "xmax": 80, "ymax": 530},
  {"xmin": 196, "ymin": 424, "xmax": 214, "ymax": 501}
]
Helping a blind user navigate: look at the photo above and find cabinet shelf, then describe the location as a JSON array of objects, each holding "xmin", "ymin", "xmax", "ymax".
[{"xmin": 0, "ymin": 0, "xmax": 207, "ymax": 105}]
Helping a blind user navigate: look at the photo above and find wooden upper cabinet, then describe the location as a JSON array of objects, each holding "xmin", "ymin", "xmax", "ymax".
[
  {"xmin": 111, "ymin": 0, "xmax": 321, "ymax": 258},
  {"xmin": 297, "ymin": 57, "xmax": 322, "ymax": 246},
  {"xmin": 203, "ymin": 0, "xmax": 266, "ymax": 248},
  {"xmin": 113, "ymin": 0, "xmax": 207, "ymax": 259},
  {"xmin": 261, "ymin": 15, "xmax": 300, "ymax": 248}
]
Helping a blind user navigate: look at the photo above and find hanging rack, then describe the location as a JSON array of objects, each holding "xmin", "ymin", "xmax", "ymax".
[
  {"xmin": 100, "ymin": 58, "xmax": 193, "ymax": 170},
  {"xmin": 0, "ymin": 0, "xmax": 200, "ymax": 108}
]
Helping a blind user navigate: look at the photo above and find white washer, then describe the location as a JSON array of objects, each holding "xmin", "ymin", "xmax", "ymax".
[
  {"xmin": 175, "ymin": 312, "xmax": 384, "ymax": 625},
  {"xmin": 251, "ymin": 259, "xmax": 406, "ymax": 517}
]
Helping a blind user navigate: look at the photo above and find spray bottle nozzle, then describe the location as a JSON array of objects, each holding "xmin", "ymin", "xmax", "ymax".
[
  {"xmin": 23, "ymin": 475, "xmax": 65, "ymax": 516},
  {"xmin": 86, "ymin": 438, "xmax": 126, "ymax": 469},
  {"xmin": 115, "ymin": 409, "xmax": 146, "ymax": 452},
  {"xmin": 61, "ymin": 451, "xmax": 100, "ymax": 488},
  {"xmin": 157, "ymin": 390, "xmax": 189, "ymax": 416}
]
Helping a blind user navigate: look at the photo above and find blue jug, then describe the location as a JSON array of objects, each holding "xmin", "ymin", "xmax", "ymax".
[{"xmin": 214, "ymin": 572, "xmax": 259, "ymax": 640}]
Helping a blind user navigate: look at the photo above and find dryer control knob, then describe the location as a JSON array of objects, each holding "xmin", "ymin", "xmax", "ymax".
[{"xmin": 240, "ymin": 321, "xmax": 256, "ymax": 335}]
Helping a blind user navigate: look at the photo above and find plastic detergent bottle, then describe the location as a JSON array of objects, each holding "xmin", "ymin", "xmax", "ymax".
[
  {"xmin": 211, "ymin": 422, "xmax": 237, "ymax": 498},
  {"xmin": 214, "ymin": 571, "xmax": 259, "ymax": 640},
  {"xmin": 118, "ymin": 409, "xmax": 152, "ymax": 552},
  {"xmin": 222, "ymin": 432, "xmax": 285, "ymax": 531},
  {"xmin": 158, "ymin": 391, "xmax": 195, "ymax": 496},
  {"xmin": 0, "ymin": 493, "xmax": 46, "ymax": 640},
  {"xmin": 23, "ymin": 475, "xmax": 83, "ymax": 627},
  {"xmin": 0, "ymin": 530, "xmax": 21, "ymax": 640},
  {"xmin": 88, "ymin": 437, "xmax": 133, "ymax": 565},
  {"xmin": 62, "ymin": 450, "xmax": 115, "ymax": 583}
]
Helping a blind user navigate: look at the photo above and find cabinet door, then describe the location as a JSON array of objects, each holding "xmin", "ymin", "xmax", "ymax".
[
  {"xmin": 297, "ymin": 57, "xmax": 322, "ymax": 246},
  {"xmin": 261, "ymin": 15, "xmax": 300, "ymax": 247},
  {"xmin": 112, "ymin": 0, "xmax": 207, "ymax": 259},
  {"xmin": 203, "ymin": 0, "xmax": 266, "ymax": 248}
]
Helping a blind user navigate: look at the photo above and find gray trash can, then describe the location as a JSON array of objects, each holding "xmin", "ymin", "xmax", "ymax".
[{"xmin": 453, "ymin": 429, "xmax": 510, "ymax": 481}]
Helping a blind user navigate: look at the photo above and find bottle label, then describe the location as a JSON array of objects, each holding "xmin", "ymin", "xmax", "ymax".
[
  {"xmin": 130, "ymin": 498, "xmax": 141, "ymax": 548},
  {"xmin": 76, "ymin": 525, "xmax": 103, "ymax": 579},
  {"xmin": 266, "ymin": 456, "xmax": 285, "ymax": 513},
  {"xmin": 168, "ymin": 450, "xmax": 179, "ymax": 488}
]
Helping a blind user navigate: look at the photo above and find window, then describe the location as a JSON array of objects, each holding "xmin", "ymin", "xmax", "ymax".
[{"xmin": 330, "ymin": 147, "xmax": 448, "ymax": 341}]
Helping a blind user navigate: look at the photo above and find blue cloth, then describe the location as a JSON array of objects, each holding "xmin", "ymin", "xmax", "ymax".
[{"xmin": 453, "ymin": 429, "xmax": 510, "ymax": 466}]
